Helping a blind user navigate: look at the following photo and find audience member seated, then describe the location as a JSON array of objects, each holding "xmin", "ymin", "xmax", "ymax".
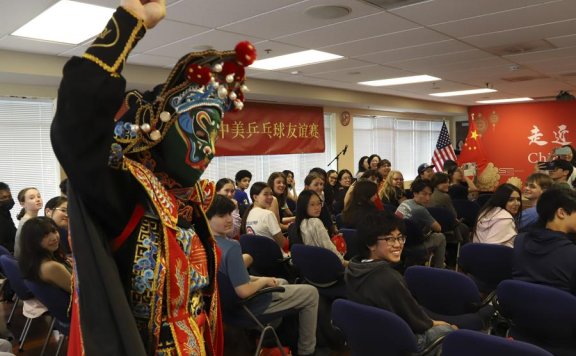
[
  {"xmin": 234, "ymin": 169, "xmax": 252, "ymax": 217},
  {"xmin": 326, "ymin": 170, "xmax": 338, "ymax": 189},
  {"xmin": 473, "ymin": 183, "xmax": 521, "ymax": 248},
  {"xmin": 380, "ymin": 170, "xmax": 406, "ymax": 208},
  {"xmin": 355, "ymin": 156, "xmax": 369, "ymax": 179},
  {"xmin": 448, "ymin": 166, "xmax": 478, "ymax": 196},
  {"xmin": 44, "ymin": 196, "xmax": 70, "ymax": 255},
  {"xmin": 14, "ymin": 187, "xmax": 43, "ymax": 259},
  {"xmin": 551, "ymin": 146, "xmax": 576, "ymax": 187},
  {"xmin": 377, "ymin": 159, "xmax": 391, "ymax": 182},
  {"xmin": 216, "ymin": 178, "xmax": 241, "ymax": 239},
  {"xmin": 367, "ymin": 154, "xmax": 381, "ymax": 171},
  {"xmin": 341, "ymin": 180, "xmax": 379, "ymax": 229},
  {"xmin": 309, "ymin": 167, "xmax": 335, "ymax": 214},
  {"xmin": 19, "ymin": 217, "xmax": 72, "ymax": 293},
  {"xmin": 303, "ymin": 173, "xmax": 337, "ymax": 236},
  {"xmin": 430, "ymin": 173, "xmax": 470, "ymax": 244},
  {"xmin": 292, "ymin": 190, "xmax": 347, "ymax": 266},
  {"xmin": 209, "ymin": 195, "xmax": 319, "ymax": 356},
  {"xmin": 413, "ymin": 163, "xmax": 434, "ymax": 185},
  {"xmin": 343, "ymin": 169, "xmax": 383, "ymax": 209},
  {"xmin": 283, "ymin": 169, "xmax": 298, "ymax": 213},
  {"xmin": 241, "ymin": 182, "xmax": 286, "ymax": 250},
  {"xmin": 519, "ymin": 173, "xmax": 552, "ymax": 231},
  {"xmin": 345, "ymin": 210, "xmax": 456, "ymax": 352},
  {"xmin": 513, "ymin": 188, "xmax": 576, "ymax": 295},
  {"xmin": 541, "ymin": 158, "xmax": 573, "ymax": 186},
  {"xmin": 0, "ymin": 182, "xmax": 16, "ymax": 253},
  {"xmin": 396, "ymin": 180, "xmax": 446, "ymax": 268},
  {"xmin": 332, "ymin": 169, "xmax": 353, "ymax": 214},
  {"xmin": 268, "ymin": 172, "xmax": 295, "ymax": 232}
]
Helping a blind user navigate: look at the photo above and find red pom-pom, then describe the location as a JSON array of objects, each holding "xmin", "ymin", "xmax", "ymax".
[
  {"xmin": 221, "ymin": 61, "xmax": 245, "ymax": 82},
  {"xmin": 235, "ymin": 41, "xmax": 257, "ymax": 66},
  {"xmin": 185, "ymin": 64, "xmax": 211, "ymax": 86}
]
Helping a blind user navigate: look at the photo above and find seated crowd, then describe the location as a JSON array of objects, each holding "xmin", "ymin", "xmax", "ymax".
[{"xmin": 1, "ymin": 145, "xmax": 576, "ymax": 355}]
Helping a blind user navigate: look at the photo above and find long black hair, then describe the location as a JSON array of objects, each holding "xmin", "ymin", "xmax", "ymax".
[
  {"xmin": 292, "ymin": 190, "xmax": 322, "ymax": 245},
  {"xmin": 474, "ymin": 183, "xmax": 522, "ymax": 235},
  {"xmin": 18, "ymin": 217, "xmax": 70, "ymax": 282}
]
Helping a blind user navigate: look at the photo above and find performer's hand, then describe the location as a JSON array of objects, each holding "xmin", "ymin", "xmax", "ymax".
[{"xmin": 121, "ymin": 0, "xmax": 166, "ymax": 29}]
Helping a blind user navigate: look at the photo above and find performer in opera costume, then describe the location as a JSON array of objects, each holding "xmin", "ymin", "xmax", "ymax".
[{"xmin": 50, "ymin": 0, "xmax": 256, "ymax": 354}]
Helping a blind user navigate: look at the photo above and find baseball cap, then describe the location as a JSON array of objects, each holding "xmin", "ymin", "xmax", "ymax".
[
  {"xmin": 554, "ymin": 147, "xmax": 572, "ymax": 156},
  {"xmin": 418, "ymin": 163, "xmax": 435, "ymax": 175}
]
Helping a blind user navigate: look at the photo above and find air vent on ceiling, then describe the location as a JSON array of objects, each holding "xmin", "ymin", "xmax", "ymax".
[
  {"xmin": 487, "ymin": 40, "xmax": 556, "ymax": 56},
  {"xmin": 358, "ymin": 0, "xmax": 431, "ymax": 10},
  {"xmin": 501, "ymin": 75, "xmax": 547, "ymax": 82}
]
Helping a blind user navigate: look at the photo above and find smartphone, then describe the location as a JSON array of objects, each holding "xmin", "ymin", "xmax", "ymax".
[{"xmin": 537, "ymin": 161, "xmax": 554, "ymax": 170}]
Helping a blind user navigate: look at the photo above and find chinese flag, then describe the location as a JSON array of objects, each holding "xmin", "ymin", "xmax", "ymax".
[{"xmin": 458, "ymin": 116, "xmax": 488, "ymax": 174}]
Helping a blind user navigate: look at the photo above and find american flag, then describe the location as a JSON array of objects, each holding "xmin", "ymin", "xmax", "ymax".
[{"xmin": 431, "ymin": 122, "xmax": 457, "ymax": 172}]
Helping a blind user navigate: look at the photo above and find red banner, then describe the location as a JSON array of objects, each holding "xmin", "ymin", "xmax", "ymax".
[
  {"xmin": 216, "ymin": 102, "xmax": 325, "ymax": 156},
  {"xmin": 465, "ymin": 101, "xmax": 576, "ymax": 190}
]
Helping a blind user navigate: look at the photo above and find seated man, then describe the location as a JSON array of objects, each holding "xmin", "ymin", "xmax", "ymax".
[
  {"xmin": 513, "ymin": 187, "xmax": 576, "ymax": 295},
  {"xmin": 396, "ymin": 180, "xmax": 447, "ymax": 268},
  {"xmin": 345, "ymin": 210, "xmax": 456, "ymax": 352},
  {"xmin": 208, "ymin": 195, "xmax": 319, "ymax": 356}
]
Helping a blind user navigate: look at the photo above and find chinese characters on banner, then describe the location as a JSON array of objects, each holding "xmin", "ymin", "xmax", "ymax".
[
  {"xmin": 216, "ymin": 102, "xmax": 325, "ymax": 156},
  {"xmin": 467, "ymin": 101, "xmax": 576, "ymax": 185}
]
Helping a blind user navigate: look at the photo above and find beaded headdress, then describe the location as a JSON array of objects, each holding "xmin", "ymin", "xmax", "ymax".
[{"xmin": 113, "ymin": 41, "xmax": 257, "ymax": 154}]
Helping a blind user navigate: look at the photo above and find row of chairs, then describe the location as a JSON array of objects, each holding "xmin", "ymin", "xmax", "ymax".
[
  {"xmin": 0, "ymin": 247, "xmax": 69, "ymax": 355},
  {"xmin": 332, "ymin": 298, "xmax": 553, "ymax": 356}
]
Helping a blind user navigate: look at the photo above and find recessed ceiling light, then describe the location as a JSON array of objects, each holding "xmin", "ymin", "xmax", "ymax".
[
  {"xmin": 359, "ymin": 75, "xmax": 440, "ymax": 86},
  {"xmin": 305, "ymin": 6, "xmax": 351, "ymax": 20},
  {"xmin": 250, "ymin": 50, "xmax": 343, "ymax": 70},
  {"xmin": 430, "ymin": 88, "xmax": 497, "ymax": 97},
  {"xmin": 12, "ymin": 0, "xmax": 114, "ymax": 45},
  {"xmin": 476, "ymin": 97, "xmax": 533, "ymax": 104}
]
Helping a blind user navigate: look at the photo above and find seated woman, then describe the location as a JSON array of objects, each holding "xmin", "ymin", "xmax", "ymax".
[
  {"xmin": 355, "ymin": 156, "xmax": 369, "ymax": 179},
  {"xmin": 241, "ymin": 182, "xmax": 287, "ymax": 250},
  {"xmin": 283, "ymin": 169, "xmax": 298, "ymax": 213},
  {"xmin": 380, "ymin": 170, "xmax": 406, "ymax": 208},
  {"xmin": 19, "ymin": 217, "xmax": 72, "ymax": 293},
  {"xmin": 345, "ymin": 210, "xmax": 456, "ymax": 352},
  {"xmin": 333, "ymin": 169, "xmax": 353, "ymax": 215},
  {"xmin": 44, "ymin": 196, "xmax": 70, "ymax": 255},
  {"xmin": 216, "ymin": 178, "xmax": 241, "ymax": 239},
  {"xmin": 341, "ymin": 180, "xmax": 379, "ymax": 229},
  {"xmin": 267, "ymin": 172, "xmax": 295, "ymax": 231},
  {"xmin": 303, "ymin": 173, "xmax": 337, "ymax": 235},
  {"xmin": 473, "ymin": 183, "xmax": 521, "ymax": 248},
  {"xmin": 293, "ymin": 190, "xmax": 347, "ymax": 266},
  {"xmin": 429, "ymin": 173, "xmax": 470, "ymax": 244},
  {"xmin": 14, "ymin": 187, "xmax": 43, "ymax": 259}
]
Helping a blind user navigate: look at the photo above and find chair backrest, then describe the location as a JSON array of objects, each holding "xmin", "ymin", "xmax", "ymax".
[
  {"xmin": 338, "ymin": 228, "xmax": 358, "ymax": 260},
  {"xmin": 335, "ymin": 214, "xmax": 344, "ymax": 230},
  {"xmin": 452, "ymin": 199, "xmax": 480, "ymax": 228},
  {"xmin": 403, "ymin": 219, "xmax": 424, "ymax": 247},
  {"xmin": 291, "ymin": 244, "xmax": 343, "ymax": 286},
  {"xmin": 497, "ymin": 280, "xmax": 576, "ymax": 348},
  {"xmin": 404, "ymin": 266, "xmax": 481, "ymax": 315},
  {"xmin": 0, "ymin": 255, "xmax": 33, "ymax": 299},
  {"xmin": 23, "ymin": 280, "xmax": 70, "ymax": 322},
  {"xmin": 0, "ymin": 245, "xmax": 11, "ymax": 257},
  {"xmin": 427, "ymin": 206, "xmax": 456, "ymax": 232},
  {"xmin": 442, "ymin": 329, "xmax": 553, "ymax": 356},
  {"xmin": 458, "ymin": 243, "xmax": 513, "ymax": 292},
  {"xmin": 332, "ymin": 299, "xmax": 418, "ymax": 356},
  {"xmin": 239, "ymin": 234, "xmax": 285, "ymax": 277}
]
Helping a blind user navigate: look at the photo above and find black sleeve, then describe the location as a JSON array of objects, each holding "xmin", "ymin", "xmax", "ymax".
[{"xmin": 51, "ymin": 7, "xmax": 147, "ymax": 237}]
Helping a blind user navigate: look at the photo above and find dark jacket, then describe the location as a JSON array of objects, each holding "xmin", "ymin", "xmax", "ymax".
[
  {"xmin": 513, "ymin": 228, "xmax": 576, "ymax": 295},
  {"xmin": 345, "ymin": 257, "xmax": 433, "ymax": 333},
  {"xmin": 0, "ymin": 209, "xmax": 16, "ymax": 252}
]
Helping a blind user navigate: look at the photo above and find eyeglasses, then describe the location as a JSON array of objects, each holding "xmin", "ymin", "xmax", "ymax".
[
  {"xmin": 54, "ymin": 207, "xmax": 68, "ymax": 214},
  {"xmin": 377, "ymin": 235, "xmax": 406, "ymax": 246}
]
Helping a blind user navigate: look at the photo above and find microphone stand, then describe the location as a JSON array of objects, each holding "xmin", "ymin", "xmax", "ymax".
[{"xmin": 328, "ymin": 146, "xmax": 347, "ymax": 171}]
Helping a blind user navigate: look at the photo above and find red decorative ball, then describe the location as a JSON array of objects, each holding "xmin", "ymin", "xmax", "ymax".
[
  {"xmin": 185, "ymin": 64, "xmax": 211, "ymax": 86},
  {"xmin": 221, "ymin": 61, "xmax": 245, "ymax": 82},
  {"xmin": 235, "ymin": 41, "xmax": 257, "ymax": 66}
]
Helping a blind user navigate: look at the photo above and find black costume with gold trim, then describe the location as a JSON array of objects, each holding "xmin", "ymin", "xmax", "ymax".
[{"xmin": 50, "ymin": 6, "xmax": 255, "ymax": 356}]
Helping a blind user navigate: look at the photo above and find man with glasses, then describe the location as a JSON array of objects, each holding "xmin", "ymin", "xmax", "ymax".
[{"xmin": 345, "ymin": 210, "xmax": 456, "ymax": 352}]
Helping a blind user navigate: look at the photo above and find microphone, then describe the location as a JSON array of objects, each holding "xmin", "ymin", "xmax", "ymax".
[{"xmin": 343, "ymin": 144, "xmax": 348, "ymax": 155}]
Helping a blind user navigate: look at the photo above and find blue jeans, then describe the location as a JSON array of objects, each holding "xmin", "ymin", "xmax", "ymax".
[{"xmin": 415, "ymin": 324, "xmax": 454, "ymax": 352}]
